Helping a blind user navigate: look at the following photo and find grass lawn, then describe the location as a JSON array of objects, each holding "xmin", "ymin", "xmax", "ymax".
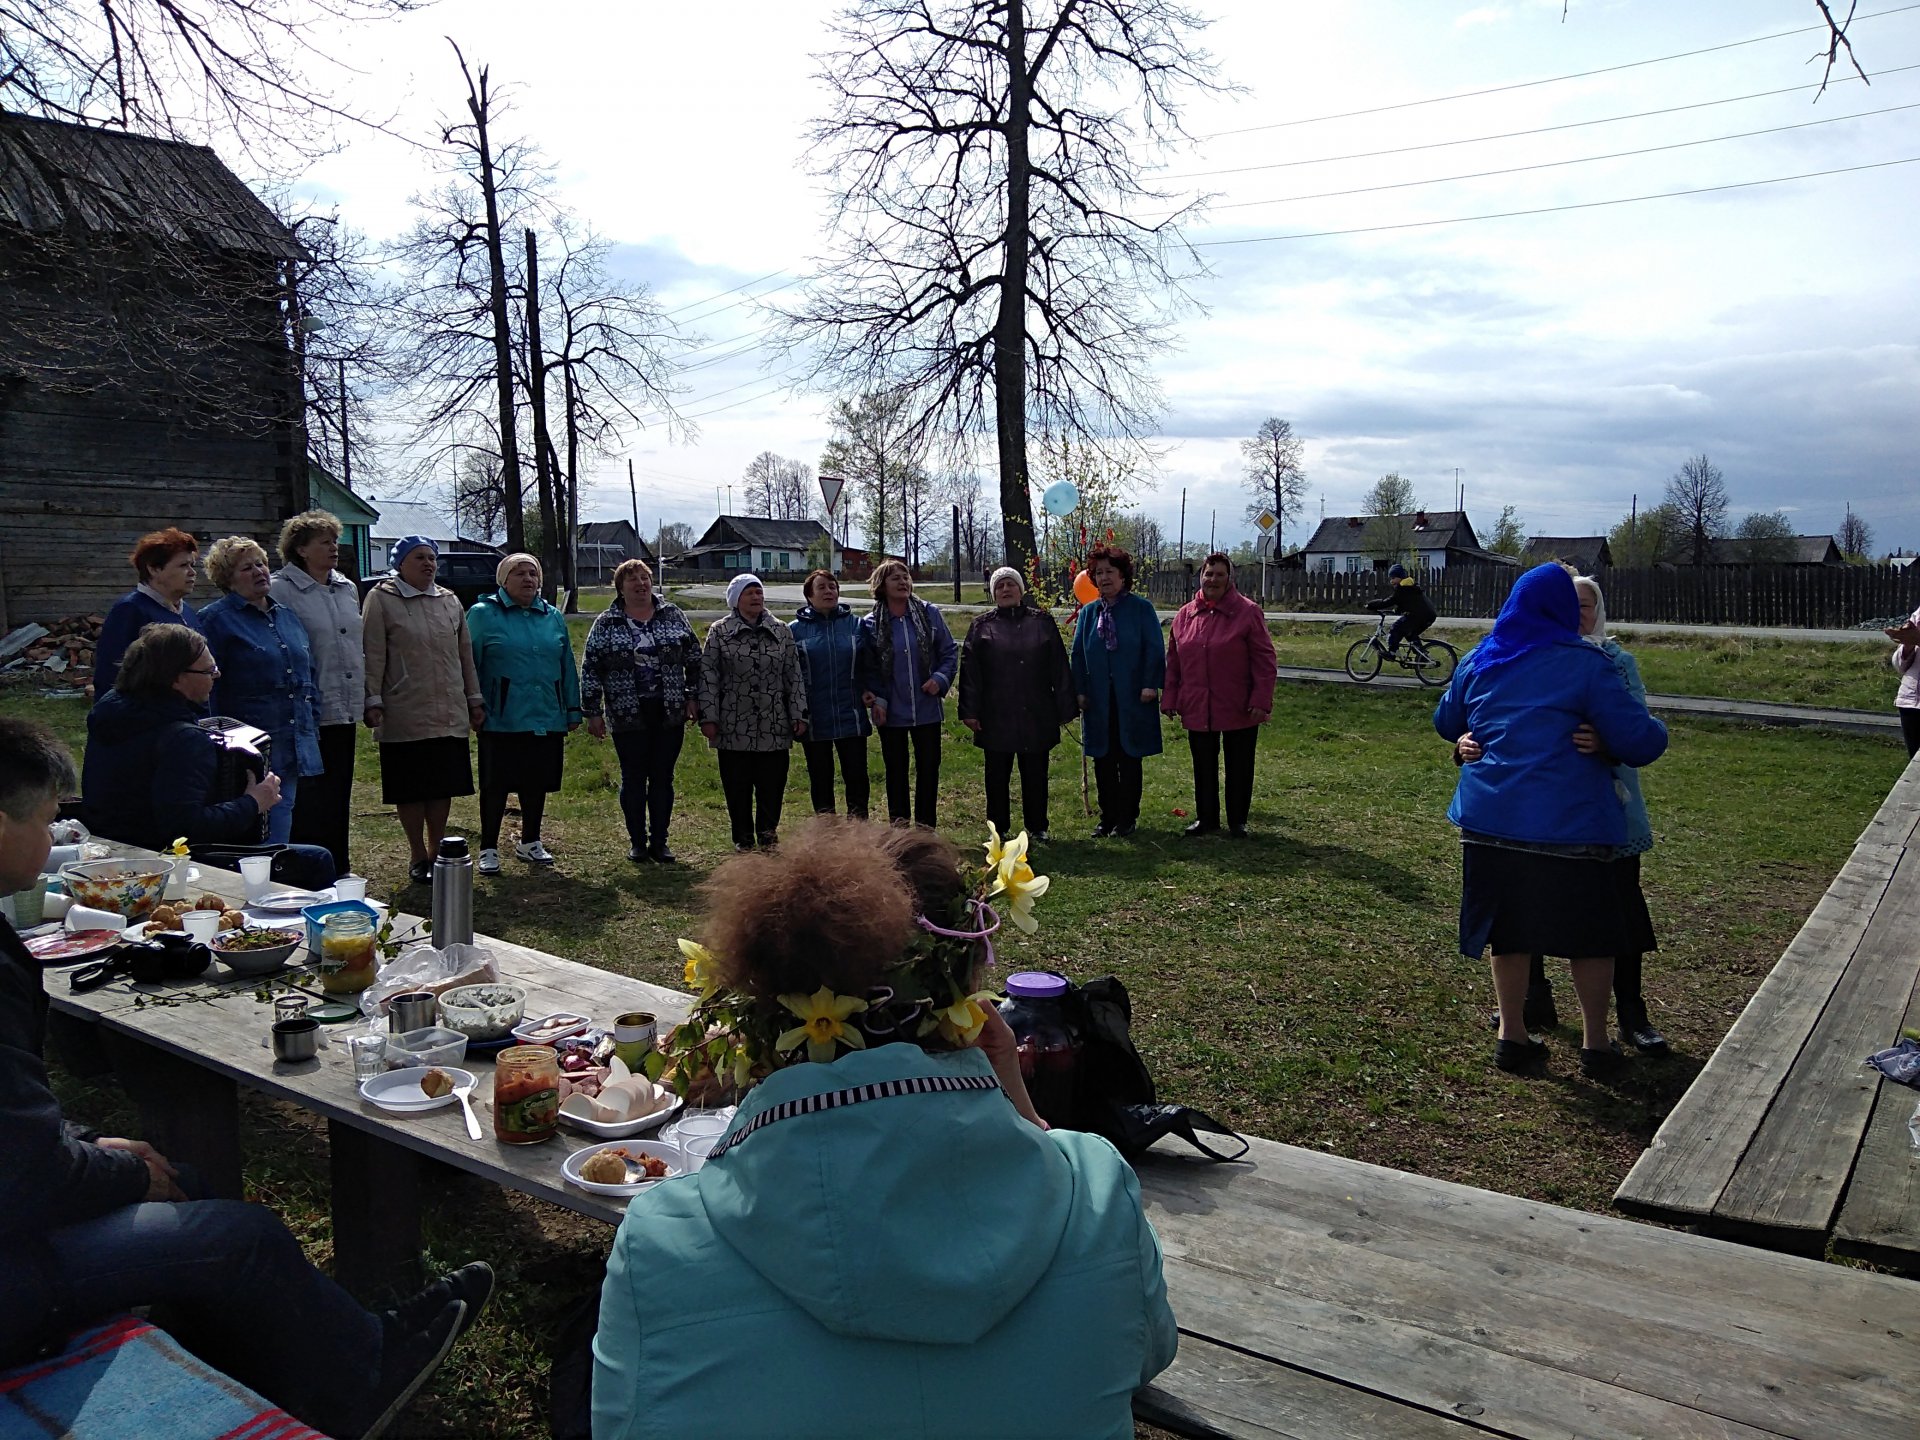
[{"xmin": 12, "ymin": 634, "xmax": 1909, "ymax": 1438}]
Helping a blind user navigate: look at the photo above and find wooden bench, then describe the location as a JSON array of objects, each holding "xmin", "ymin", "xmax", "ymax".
[{"xmin": 1614, "ymin": 755, "xmax": 1920, "ymax": 1265}]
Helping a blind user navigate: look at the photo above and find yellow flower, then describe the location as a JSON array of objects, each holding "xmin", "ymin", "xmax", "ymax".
[
  {"xmin": 983, "ymin": 823, "xmax": 1027, "ymax": 873},
  {"xmin": 167, "ymin": 836, "xmax": 190, "ymax": 857},
  {"xmin": 932, "ymin": 988, "xmax": 1001, "ymax": 1047},
  {"xmin": 776, "ymin": 987, "xmax": 869, "ymax": 1064},
  {"xmin": 989, "ymin": 853, "xmax": 1051, "ymax": 934},
  {"xmin": 678, "ymin": 938, "xmax": 721, "ymax": 994}
]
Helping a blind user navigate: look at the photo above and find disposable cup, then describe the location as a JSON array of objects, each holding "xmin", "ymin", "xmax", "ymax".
[
  {"xmin": 181, "ymin": 910, "xmax": 220, "ymax": 943},
  {"xmin": 10, "ymin": 883, "xmax": 46, "ymax": 926},
  {"xmin": 681, "ymin": 1133, "xmax": 719, "ymax": 1173},
  {"xmin": 237, "ymin": 855, "xmax": 273, "ymax": 900},
  {"xmin": 333, "ymin": 874, "xmax": 368, "ymax": 900}
]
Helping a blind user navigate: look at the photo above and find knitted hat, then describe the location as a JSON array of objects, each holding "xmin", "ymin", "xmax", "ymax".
[
  {"xmin": 988, "ymin": 566, "xmax": 1025, "ymax": 595},
  {"xmin": 496, "ymin": 551, "xmax": 541, "ymax": 588},
  {"xmin": 726, "ymin": 573, "xmax": 764, "ymax": 610},
  {"xmin": 389, "ymin": 535, "xmax": 439, "ymax": 573}
]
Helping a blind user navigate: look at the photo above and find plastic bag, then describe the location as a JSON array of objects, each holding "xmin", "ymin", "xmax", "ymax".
[
  {"xmin": 1866, "ymin": 1036, "xmax": 1920, "ymax": 1089},
  {"xmin": 358, "ymin": 942, "xmax": 497, "ymax": 1019}
]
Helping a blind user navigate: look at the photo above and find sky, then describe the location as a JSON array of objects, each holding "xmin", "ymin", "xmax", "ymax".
[{"xmin": 283, "ymin": 0, "xmax": 1920, "ymax": 556}]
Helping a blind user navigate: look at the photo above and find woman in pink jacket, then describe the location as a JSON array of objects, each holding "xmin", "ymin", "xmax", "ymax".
[
  {"xmin": 1162, "ymin": 553, "xmax": 1278, "ymax": 836},
  {"xmin": 1888, "ymin": 605, "xmax": 1920, "ymax": 758}
]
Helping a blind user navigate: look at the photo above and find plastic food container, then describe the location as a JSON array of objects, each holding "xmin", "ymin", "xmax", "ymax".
[
  {"xmin": 512, "ymin": 1012, "xmax": 591, "ymax": 1046},
  {"xmin": 385, "ymin": 1025, "xmax": 470, "ymax": 1070}
]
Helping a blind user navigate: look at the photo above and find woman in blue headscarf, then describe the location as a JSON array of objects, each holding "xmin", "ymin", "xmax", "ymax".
[{"xmin": 1433, "ymin": 564, "xmax": 1668, "ymax": 1079}]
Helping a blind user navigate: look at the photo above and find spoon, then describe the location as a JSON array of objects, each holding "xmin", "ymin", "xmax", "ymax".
[{"xmin": 452, "ymin": 1078, "xmax": 483, "ymax": 1141}]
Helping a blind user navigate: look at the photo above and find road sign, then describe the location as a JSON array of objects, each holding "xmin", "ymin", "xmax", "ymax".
[
  {"xmin": 1254, "ymin": 532, "xmax": 1276, "ymax": 556},
  {"xmin": 1255, "ymin": 510, "xmax": 1278, "ymax": 533},
  {"xmin": 819, "ymin": 475, "xmax": 845, "ymax": 513}
]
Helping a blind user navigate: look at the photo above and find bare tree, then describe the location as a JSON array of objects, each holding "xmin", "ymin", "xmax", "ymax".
[
  {"xmin": 286, "ymin": 213, "xmax": 391, "ymax": 492},
  {"xmin": 1360, "ymin": 473, "xmax": 1420, "ymax": 566},
  {"xmin": 820, "ymin": 392, "xmax": 923, "ymax": 559},
  {"xmin": 946, "ymin": 470, "xmax": 1000, "ymax": 574},
  {"xmin": 1239, "ymin": 417, "xmax": 1307, "ymax": 552},
  {"xmin": 449, "ymin": 444, "xmax": 506, "ymax": 541},
  {"xmin": 743, "ymin": 453, "xmax": 817, "ymax": 520},
  {"xmin": 1664, "ymin": 453, "xmax": 1729, "ymax": 565},
  {"xmin": 654, "ymin": 520, "xmax": 696, "ymax": 562},
  {"xmin": 1488, "ymin": 505, "xmax": 1526, "ymax": 558},
  {"xmin": 1837, "ymin": 502, "xmax": 1874, "ymax": 559},
  {"xmin": 1734, "ymin": 509, "xmax": 1795, "ymax": 563},
  {"xmin": 782, "ymin": 0, "xmax": 1225, "ymax": 571}
]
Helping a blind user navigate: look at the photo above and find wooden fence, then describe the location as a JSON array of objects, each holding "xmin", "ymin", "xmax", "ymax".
[{"xmin": 1138, "ymin": 563, "xmax": 1920, "ymax": 629}]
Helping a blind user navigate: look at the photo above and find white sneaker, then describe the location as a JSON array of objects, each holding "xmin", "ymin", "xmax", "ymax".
[
  {"xmin": 514, "ymin": 839, "xmax": 556, "ymax": 865},
  {"xmin": 477, "ymin": 848, "xmax": 501, "ymax": 875}
]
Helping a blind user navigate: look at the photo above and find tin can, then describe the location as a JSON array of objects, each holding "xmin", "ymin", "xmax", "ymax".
[{"xmin": 612, "ymin": 1011, "xmax": 657, "ymax": 1070}]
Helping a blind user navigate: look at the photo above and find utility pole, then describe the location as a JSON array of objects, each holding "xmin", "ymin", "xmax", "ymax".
[
  {"xmin": 1210, "ymin": 510, "xmax": 1216, "ymax": 554},
  {"xmin": 1178, "ymin": 488, "xmax": 1186, "ymax": 568},
  {"xmin": 337, "ymin": 358, "xmax": 351, "ymax": 492},
  {"xmin": 628, "ymin": 459, "xmax": 639, "ymax": 552},
  {"xmin": 952, "ymin": 504, "xmax": 961, "ymax": 603}
]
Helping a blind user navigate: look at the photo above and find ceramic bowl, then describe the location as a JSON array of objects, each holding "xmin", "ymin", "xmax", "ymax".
[
  {"xmin": 208, "ymin": 927, "xmax": 302, "ymax": 976},
  {"xmin": 436, "ymin": 983, "xmax": 527, "ymax": 1041},
  {"xmin": 59, "ymin": 857, "xmax": 176, "ymax": 920}
]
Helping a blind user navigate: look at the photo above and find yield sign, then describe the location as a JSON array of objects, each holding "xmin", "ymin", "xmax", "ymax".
[{"xmin": 819, "ymin": 475, "xmax": 846, "ymax": 513}]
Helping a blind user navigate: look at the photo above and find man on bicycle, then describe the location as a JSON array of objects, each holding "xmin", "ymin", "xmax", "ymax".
[{"xmin": 1366, "ymin": 562, "xmax": 1436, "ymax": 659}]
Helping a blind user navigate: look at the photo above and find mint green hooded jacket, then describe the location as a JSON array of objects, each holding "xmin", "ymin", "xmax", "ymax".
[{"xmin": 591, "ymin": 1044, "xmax": 1177, "ymax": 1439}]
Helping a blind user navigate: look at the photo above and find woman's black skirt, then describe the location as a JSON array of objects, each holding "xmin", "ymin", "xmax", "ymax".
[
  {"xmin": 1459, "ymin": 842, "xmax": 1627, "ymax": 960},
  {"xmin": 379, "ymin": 735, "xmax": 474, "ymax": 805},
  {"xmin": 478, "ymin": 730, "xmax": 566, "ymax": 797}
]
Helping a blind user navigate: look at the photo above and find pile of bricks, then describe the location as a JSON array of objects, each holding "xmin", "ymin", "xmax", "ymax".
[{"xmin": 1, "ymin": 614, "xmax": 103, "ymax": 689}]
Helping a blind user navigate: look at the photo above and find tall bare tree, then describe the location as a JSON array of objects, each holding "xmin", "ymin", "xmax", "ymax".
[
  {"xmin": 820, "ymin": 392, "xmax": 922, "ymax": 560},
  {"xmin": 1664, "ymin": 453, "xmax": 1729, "ymax": 565},
  {"xmin": 1239, "ymin": 417, "xmax": 1307, "ymax": 553},
  {"xmin": 1837, "ymin": 503, "xmax": 1874, "ymax": 559},
  {"xmin": 782, "ymin": 0, "xmax": 1224, "ymax": 571},
  {"xmin": 743, "ymin": 453, "xmax": 817, "ymax": 520}
]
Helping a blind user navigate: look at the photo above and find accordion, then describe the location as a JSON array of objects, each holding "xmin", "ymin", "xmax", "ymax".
[{"xmin": 196, "ymin": 716, "xmax": 273, "ymax": 841}]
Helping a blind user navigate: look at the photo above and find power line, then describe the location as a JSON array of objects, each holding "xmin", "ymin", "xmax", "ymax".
[
  {"xmin": 1196, "ymin": 3, "xmax": 1920, "ymax": 141},
  {"xmin": 1163, "ymin": 62, "xmax": 1917, "ymax": 181},
  {"xmin": 661, "ymin": 267, "xmax": 791, "ymax": 317},
  {"xmin": 1194, "ymin": 100, "xmax": 1920, "ymax": 215},
  {"xmin": 1193, "ymin": 153, "xmax": 1920, "ymax": 248}
]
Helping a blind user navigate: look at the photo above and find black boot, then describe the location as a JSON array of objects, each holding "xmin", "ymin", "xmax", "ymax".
[{"xmin": 1614, "ymin": 953, "xmax": 1668, "ymax": 1053}]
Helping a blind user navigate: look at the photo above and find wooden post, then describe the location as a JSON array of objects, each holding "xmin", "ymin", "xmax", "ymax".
[
  {"xmin": 328, "ymin": 1120, "xmax": 424, "ymax": 1302},
  {"xmin": 953, "ymin": 503, "xmax": 962, "ymax": 602}
]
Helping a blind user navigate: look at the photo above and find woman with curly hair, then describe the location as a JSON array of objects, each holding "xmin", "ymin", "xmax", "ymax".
[
  {"xmin": 591, "ymin": 815, "xmax": 1176, "ymax": 1438},
  {"xmin": 93, "ymin": 527, "xmax": 204, "ymax": 698},
  {"xmin": 1070, "ymin": 544, "xmax": 1166, "ymax": 837}
]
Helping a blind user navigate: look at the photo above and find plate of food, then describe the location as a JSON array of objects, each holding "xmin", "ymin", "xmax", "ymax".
[
  {"xmin": 26, "ymin": 928, "xmax": 123, "ymax": 964},
  {"xmin": 359, "ymin": 1065, "xmax": 475, "ymax": 1114},
  {"xmin": 563, "ymin": 1141, "xmax": 681, "ymax": 1196},
  {"xmin": 557, "ymin": 1057, "xmax": 681, "ymax": 1138}
]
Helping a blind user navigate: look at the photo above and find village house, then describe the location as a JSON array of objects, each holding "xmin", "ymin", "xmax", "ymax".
[
  {"xmin": 1298, "ymin": 510, "xmax": 1512, "ymax": 574},
  {"xmin": 1522, "ymin": 536, "xmax": 1614, "ymax": 572},
  {"xmin": 575, "ymin": 519, "xmax": 653, "ymax": 583},
  {"xmin": 672, "ymin": 516, "xmax": 840, "ymax": 576}
]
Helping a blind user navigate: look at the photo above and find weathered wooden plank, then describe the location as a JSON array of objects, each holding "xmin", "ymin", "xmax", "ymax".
[
  {"xmin": 1832, "ymin": 961, "xmax": 1920, "ymax": 1273},
  {"xmin": 1136, "ymin": 1336, "xmax": 1492, "ymax": 1440},
  {"xmin": 1614, "ymin": 840, "xmax": 1903, "ymax": 1224},
  {"xmin": 1713, "ymin": 842, "xmax": 1920, "ymax": 1245}
]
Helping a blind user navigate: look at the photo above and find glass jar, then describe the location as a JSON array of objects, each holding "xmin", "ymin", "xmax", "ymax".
[
  {"xmin": 317, "ymin": 909, "xmax": 378, "ymax": 994},
  {"xmin": 998, "ymin": 971, "xmax": 1081, "ymax": 1131},
  {"xmin": 493, "ymin": 1045, "xmax": 560, "ymax": 1144}
]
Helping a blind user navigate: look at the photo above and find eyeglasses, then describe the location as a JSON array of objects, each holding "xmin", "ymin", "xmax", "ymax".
[{"xmin": 185, "ymin": 662, "xmax": 220, "ymax": 676}]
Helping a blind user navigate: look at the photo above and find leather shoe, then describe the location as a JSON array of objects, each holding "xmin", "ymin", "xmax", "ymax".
[
  {"xmin": 1580, "ymin": 1040, "xmax": 1630, "ymax": 1080},
  {"xmin": 1113, "ymin": 821, "xmax": 1138, "ymax": 837},
  {"xmin": 627, "ymin": 845, "xmax": 650, "ymax": 863},
  {"xmin": 1620, "ymin": 1019, "xmax": 1668, "ymax": 1054},
  {"xmin": 1183, "ymin": 820, "xmax": 1220, "ymax": 837},
  {"xmin": 649, "ymin": 844, "xmax": 677, "ymax": 864},
  {"xmin": 1090, "ymin": 823, "xmax": 1113, "ymax": 838},
  {"xmin": 1494, "ymin": 1037, "xmax": 1548, "ymax": 1074},
  {"xmin": 1228, "ymin": 824, "xmax": 1249, "ymax": 838}
]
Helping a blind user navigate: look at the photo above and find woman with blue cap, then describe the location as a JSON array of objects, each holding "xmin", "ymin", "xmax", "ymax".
[{"xmin": 361, "ymin": 536, "xmax": 485, "ymax": 884}]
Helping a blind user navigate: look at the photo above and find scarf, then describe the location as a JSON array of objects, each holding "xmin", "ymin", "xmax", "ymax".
[
  {"xmin": 870, "ymin": 593, "xmax": 937, "ymax": 694},
  {"xmin": 1467, "ymin": 564, "xmax": 1581, "ymax": 678},
  {"xmin": 1096, "ymin": 597, "xmax": 1120, "ymax": 651}
]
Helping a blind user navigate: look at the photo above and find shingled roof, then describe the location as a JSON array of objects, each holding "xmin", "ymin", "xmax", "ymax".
[
  {"xmin": 0, "ymin": 112, "xmax": 301, "ymax": 259},
  {"xmin": 1301, "ymin": 510, "xmax": 1479, "ymax": 555},
  {"xmin": 696, "ymin": 515, "xmax": 834, "ymax": 550},
  {"xmin": 1522, "ymin": 536, "xmax": 1613, "ymax": 571}
]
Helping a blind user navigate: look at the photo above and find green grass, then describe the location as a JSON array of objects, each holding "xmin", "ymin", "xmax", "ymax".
[{"xmin": 15, "ymin": 651, "xmax": 1908, "ymax": 1437}]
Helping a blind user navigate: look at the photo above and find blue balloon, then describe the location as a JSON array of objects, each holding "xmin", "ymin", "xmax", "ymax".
[{"xmin": 1041, "ymin": 481, "xmax": 1080, "ymax": 517}]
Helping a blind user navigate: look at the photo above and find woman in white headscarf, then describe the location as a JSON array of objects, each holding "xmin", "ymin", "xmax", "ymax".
[{"xmin": 697, "ymin": 574, "xmax": 807, "ymax": 850}]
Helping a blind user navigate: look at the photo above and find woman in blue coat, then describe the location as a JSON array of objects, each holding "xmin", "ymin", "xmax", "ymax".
[
  {"xmin": 1070, "ymin": 544, "xmax": 1166, "ymax": 837},
  {"xmin": 859, "ymin": 560, "xmax": 957, "ymax": 828},
  {"xmin": 93, "ymin": 527, "xmax": 204, "ymax": 699},
  {"xmin": 198, "ymin": 536, "xmax": 324, "ymax": 845},
  {"xmin": 789, "ymin": 569, "xmax": 872, "ymax": 817}
]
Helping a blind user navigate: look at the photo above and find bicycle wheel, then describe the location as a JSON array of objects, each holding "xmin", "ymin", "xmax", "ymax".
[
  {"xmin": 1414, "ymin": 639, "xmax": 1458, "ymax": 687},
  {"xmin": 1344, "ymin": 637, "xmax": 1382, "ymax": 682}
]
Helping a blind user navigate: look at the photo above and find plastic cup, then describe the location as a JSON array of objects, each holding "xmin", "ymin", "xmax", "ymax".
[
  {"xmin": 10, "ymin": 882, "xmax": 46, "ymax": 926},
  {"xmin": 680, "ymin": 1133, "xmax": 719, "ymax": 1173},
  {"xmin": 181, "ymin": 910, "xmax": 220, "ymax": 943},
  {"xmin": 333, "ymin": 874, "xmax": 367, "ymax": 900},
  {"xmin": 237, "ymin": 855, "xmax": 273, "ymax": 900}
]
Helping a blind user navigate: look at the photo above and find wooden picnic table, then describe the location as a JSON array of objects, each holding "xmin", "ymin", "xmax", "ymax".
[{"xmin": 1615, "ymin": 754, "xmax": 1920, "ymax": 1268}]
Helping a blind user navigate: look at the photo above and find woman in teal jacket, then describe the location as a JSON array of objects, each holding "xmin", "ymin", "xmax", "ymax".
[
  {"xmin": 465, "ymin": 553, "xmax": 582, "ymax": 874},
  {"xmin": 1070, "ymin": 544, "xmax": 1166, "ymax": 837},
  {"xmin": 592, "ymin": 818, "xmax": 1177, "ymax": 1439}
]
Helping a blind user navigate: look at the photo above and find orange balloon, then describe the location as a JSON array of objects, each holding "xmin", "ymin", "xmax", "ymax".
[{"xmin": 1073, "ymin": 570, "xmax": 1098, "ymax": 605}]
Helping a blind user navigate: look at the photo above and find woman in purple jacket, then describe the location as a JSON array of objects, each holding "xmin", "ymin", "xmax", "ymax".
[
  {"xmin": 1162, "ymin": 554, "xmax": 1277, "ymax": 838},
  {"xmin": 860, "ymin": 560, "xmax": 957, "ymax": 828}
]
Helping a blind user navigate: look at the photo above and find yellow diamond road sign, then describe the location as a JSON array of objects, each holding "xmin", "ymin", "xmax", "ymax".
[{"xmin": 1255, "ymin": 510, "xmax": 1277, "ymax": 532}]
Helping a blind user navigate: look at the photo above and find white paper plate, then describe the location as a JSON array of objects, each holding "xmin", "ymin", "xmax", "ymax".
[
  {"xmin": 359, "ymin": 1065, "xmax": 475, "ymax": 1113},
  {"xmin": 557, "ymin": 1093, "xmax": 682, "ymax": 1139},
  {"xmin": 562, "ymin": 1140, "xmax": 682, "ymax": 1195},
  {"xmin": 247, "ymin": 888, "xmax": 335, "ymax": 914}
]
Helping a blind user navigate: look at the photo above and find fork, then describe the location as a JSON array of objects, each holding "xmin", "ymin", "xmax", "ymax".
[{"xmin": 452, "ymin": 1078, "xmax": 483, "ymax": 1141}]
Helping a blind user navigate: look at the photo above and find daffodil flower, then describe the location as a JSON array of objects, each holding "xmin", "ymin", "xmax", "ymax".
[
  {"xmin": 678, "ymin": 938, "xmax": 721, "ymax": 994},
  {"xmin": 932, "ymin": 987, "xmax": 1001, "ymax": 1047},
  {"xmin": 983, "ymin": 823, "xmax": 1027, "ymax": 873},
  {"xmin": 776, "ymin": 987, "xmax": 869, "ymax": 1064},
  {"xmin": 167, "ymin": 836, "xmax": 190, "ymax": 858},
  {"xmin": 989, "ymin": 854, "xmax": 1050, "ymax": 934}
]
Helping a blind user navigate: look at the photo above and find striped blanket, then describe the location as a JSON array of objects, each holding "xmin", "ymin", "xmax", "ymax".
[{"xmin": 0, "ymin": 1316, "xmax": 327, "ymax": 1440}]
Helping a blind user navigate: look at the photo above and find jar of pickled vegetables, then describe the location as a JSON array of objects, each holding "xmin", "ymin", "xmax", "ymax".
[
  {"xmin": 493, "ymin": 1045, "xmax": 560, "ymax": 1144},
  {"xmin": 317, "ymin": 909, "xmax": 378, "ymax": 994}
]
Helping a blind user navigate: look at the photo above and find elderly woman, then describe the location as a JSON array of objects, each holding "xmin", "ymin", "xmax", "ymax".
[
  {"xmin": 93, "ymin": 527, "xmax": 203, "ymax": 698},
  {"xmin": 362, "ymin": 537, "xmax": 485, "ymax": 885},
  {"xmin": 591, "ymin": 815, "xmax": 1176, "ymax": 1438},
  {"xmin": 789, "ymin": 569, "xmax": 872, "ymax": 818},
  {"xmin": 1434, "ymin": 564, "xmax": 1669, "ymax": 1079},
  {"xmin": 1071, "ymin": 544, "xmax": 1166, "ymax": 838},
  {"xmin": 581, "ymin": 558, "xmax": 697, "ymax": 864},
  {"xmin": 957, "ymin": 565, "xmax": 1074, "ymax": 842},
  {"xmin": 269, "ymin": 510, "xmax": 363, "ymax": 873},
  {"xmin": 198, "ymin": 535, "xmax": 323, "ymax": 846},
  {"xmin": 860, "ymin": 559, "xmax": 957, "ymax": 828},
  {"xmin": 1162, "ymin": 553, "xmax": 1277, "ymax": 839},
  {"xmin": 466, "ymin": 552, "xmax": 582, "ymax": 874},
  {"xmin": 699, "ymin": 574, "xmax": 807, "ymax": 850},
  {"xmin": 1888, "ymin": 604, "xmax": 1920, "ymax": 758}
]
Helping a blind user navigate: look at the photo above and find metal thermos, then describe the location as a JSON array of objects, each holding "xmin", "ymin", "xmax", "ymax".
[{"xmin": 430, "ymin": 836, "xmax": 474, "ymax": 949}]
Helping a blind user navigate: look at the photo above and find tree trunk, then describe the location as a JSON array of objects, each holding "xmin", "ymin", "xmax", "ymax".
[
  {"xmin": 994, "ymin": 0, "xmax": 1037, "ymax": 571},
  {"xmin": 524, "ymin": 230, "xmax": 558, "ymax": 598},
  {"xmin": 470, "ymin": 70, "xmax": 524, "ymax": 554},
  {"xmin": 562, "ymin": 366, "xmax": 581, "ymax": 611}
]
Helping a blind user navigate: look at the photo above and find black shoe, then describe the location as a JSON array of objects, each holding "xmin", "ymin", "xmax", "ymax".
[
  {"xmin": 1028, "ymin": 831, "xmax": 1050, "ymax": 844},
  {"xmin": 756, "ymin": 832, "xmax": 778, "ymax": 849},
  {"xmin": 1113, "ymin": 821, "xmax": 1138, "ymax": 837},
  {"xmin": 1523, "ymin": 984, "xmax": 1559, "ymax": 1032},
  {"xmin": 1494, "ymin": 1037, "xmax": 1548, "ymax": 1074},
  {"xmin": 407, "ymin": 860, "xmax": 432, "ymax": 885},
  {"xmin": 649, "ymin": 844, "xmax": 677, "ymax": 864},
  {"xmin": 1581, "ymin": 1040, "xmax": 1630, "ymax": 1080},
  {"xmin": 1090, "ymin": 823, "xmax": 1113, "ymax": 838},
  {"xmin": 365, "ymin": 1299, "xmax": 465, "ymax": 1438},
  {"xmin": 1183, "ymin": 820, "xmax": 1221, "ymax": 837},
  {"xmin": 628, "ymin": 844, "xmax": 650, "ymax": 863},
  {"xmin": 1228, "ymin": 824, "xmax": 1249, "ymax": 839},
  {"xmin": 1618, "ymin": 1014, "xmax": 1669, "ymax": 1054},
  {"xmin": 733, "ymin": 841, "xmax": 754, "ymax": 853},
  {"xmin": 393, "ymin": 1261, "xmax": 494, "ymax": 1340}
]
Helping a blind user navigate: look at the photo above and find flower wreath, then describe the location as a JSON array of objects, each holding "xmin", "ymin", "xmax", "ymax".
[{"xmin": 647, "ymin": 826, "xmax": 1051, "ymax": 1100}]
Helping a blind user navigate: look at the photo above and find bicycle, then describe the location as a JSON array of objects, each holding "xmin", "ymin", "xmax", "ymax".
[{"xmin": 1343, "ymin": 614, "xmax": 1457, "ymax": 686}]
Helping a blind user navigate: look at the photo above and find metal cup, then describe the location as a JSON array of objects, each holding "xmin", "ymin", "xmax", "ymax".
[
  {"xmin": 271, "ymin": 1017, "xmax": 320, "ymax": 1062},
  {"xmin": 387, "ymin": 991, "xmax": 438, "ymax": 1033}
]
